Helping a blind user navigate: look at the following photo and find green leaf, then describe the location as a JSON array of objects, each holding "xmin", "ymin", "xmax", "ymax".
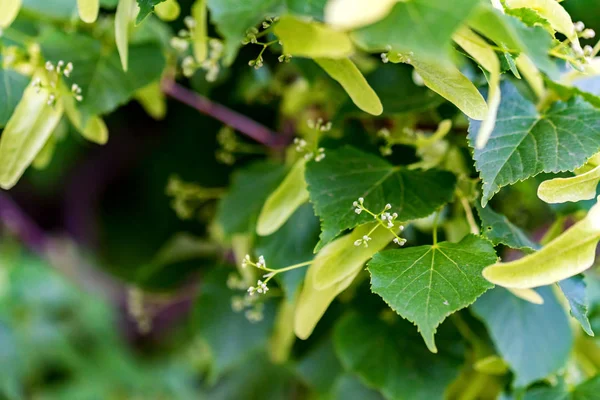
[
  {"xmin": 296, "ymin": 339, "xmax": 343, "ymax": 395},
  {"xmin": 39, "ymin": 30, "xmax": 166, "ymax": 121},
  {"xmin": 368, "ymin": 234, "xmax": 497, "ymax": 352},
  {"xmin": 522, "ymin": 376, "xmax": 600, "ymax": 400},
  {"xmin": 469, "ymin": 82, "xmax": 600, "ymax": 206},
  {"xmin": 352, "ymin": 0, "xmax": 479, "ymax": 61},
  {"xmin": 331, "ymin": 374, "xmax": 385, "ymax": 400},
  {"xmin": 482, "ymin": 199, "xmax": 600, "ymax": 289},
  {"xmin": 194, "ymin": 268, "xmax": 276, "ymax": 381},
  {"xmin": 0, "ymin": 68, "xmax": 29, "ymax": 128},
  {"xmin": 506, "ymin": 8, "xmax": 552, "ymax": 31},
  {"xmin": 305, "ymin": 146, "xmax": 456, "ymax": 248},
  {"xmin": 314, "ymin": 58, "xmax": 382, "ymax": 115},
  {"xmin": 476, "ymin": 203, "xmax": 539, "ymax": 252},
  {"xmin": 136, "ymin": 0, "xmax": 166, "ymax": 23},
  {"xmin": 257, "ymin": 159, "xmax": 309, "ymax": 236},
  {"xmin": 558, "ymin": 275, "xmax": 594, "ymax": 336},
  {"xmin": 217, "ymin": 161, "xmax": 286, "ymax": 237},
  {"xmin": 334, "ymin": 312, "xmax": 461, "ymax": 400},
  {"xmin": 256, "ymin": 204, "xmax": 320, "ymax": 299},
  {"xmin": 471, "ymin": 287, "xmax": 573, "ymax": 387},
  {"xmin": 21, "ymin": 0, "xmax": 76, "ymax": 21},
  {"xmin": 274, "ymin": 15, "xmax": 353, "ymax": 59}
]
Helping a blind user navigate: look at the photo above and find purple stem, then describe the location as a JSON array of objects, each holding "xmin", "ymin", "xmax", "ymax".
[
  {"xmin": 162, "ymin": 79, "xmax": 288, "ymax": 148},
  {"xmin": 0, "ymin": 192, "xmax": 47, "ymax": 254}
]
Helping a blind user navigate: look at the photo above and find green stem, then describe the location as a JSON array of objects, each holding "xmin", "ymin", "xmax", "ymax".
[
  {"xmin": 264, "ymin": 260, "xmax": 313, "ymax": 274},
  {"xmin": 432, "ymin": 211, "xmax": 440, "ymax": 245}
]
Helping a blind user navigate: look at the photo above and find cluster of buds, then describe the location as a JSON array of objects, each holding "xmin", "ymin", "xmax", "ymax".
[
  {"xmin": 247, "ymin": 279, "xmax": 269, "ymax": 296},
  {"xmin": 241, "ymin": 255, "xmax": 272, "ymax": 296},
  {"xmin": 294, "ymin": 119, "xmax": 331, "ymax": 162},
  {"xmin": 352, "ymin": 198, "xmax": 407, "ymax": 247},
  {"xmin": 575, "ymin": 21, "xmax": 596, "ymax": 39},
  {"xmin": 242, "ymin": 17, "xmax": 279, "ymax": 45},
  {"xmin": 32, "ymin": 60, "xmax": 82, "ymax": 107},
  {"xmin": 202, "ymin": 39, "xmax": 224, "ymax": 81},
  {"xmin": 278, "ymin": 54, "xmax": 292, "ymax": 63},
  {"xmin": 230, "ymin": 293, "xmax": 265, "ymax": 322},
  {"xmin": 170, "ymin": 16, "xmax": 197, "ymax": 51},
  {"xmin": 248, "ymin": 54, "xmax": 264, "ymax": 69}
]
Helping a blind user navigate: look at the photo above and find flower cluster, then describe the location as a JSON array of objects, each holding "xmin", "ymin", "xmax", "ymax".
[
  {"xmin": 165, "ymin": 175, "xmax": 224, "ymax": 219},
  {"xmin": 240, "ymin": 254, "xmax": 312, "ymax": 298},
  {"xmin": 32, "ymin": 60, "xmax": 82, "ymax": 107},
  {"xmin": 242, "ymin": 17, "xmax": 291, "ymax": 69},
  {"xmin": 293, "ymin": 119, "xmax": 331, "ymax": 162},
  {"xmin": 215, "ymin": 125, "xmax": 266, "ymax": 165},
  {"xmin": 352, "ymin": 198, "xmax": 407, "ymax": 247},
  {"xmin": 573, "ymin": 21, "xmax": 597, "ymax": 60}
]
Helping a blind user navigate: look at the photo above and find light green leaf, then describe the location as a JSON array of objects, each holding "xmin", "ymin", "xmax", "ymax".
[
  {"xmin": 314, "ymin": 58, "xmax": 382, "ymax": 115},
  {"xmin": 334, "ymin": 312, "xmax": 461, "ymax": 400},
  {"xmin": 324, "ymin": 0, "xmax": 397, "ymax": 30},
  {"xmin": 453, "ymin": 27, "xmax": 501, "ymax": 148},
  {"xmin": 256, "ymin": 204, "xmax": 320, "ymax": 299},
  {"xmin": 468, "ymin": 4, "xmax": 559, "ymax": 79},
  {"xmin": 538, "ymin": 166, "xmax": 600, "ymax": 204},
  {"xmin": 40, "ymin": 30, "xmax": 166, "ymax": 122},
  {"xmin": 134, "ymin": 81, "xmax": 167, "ymax": 120},
  {"xmin": 77, "ymin": 0, "xmax": 99, "ymax": 23},
  {"xmin": 305, "ymin": 146, "xmax": 456, "ymax": 248},
  {"xmin": 268, "ymin": 299, "xmax": 295, "ymax": 364},
  {"xmin": 471, "ymin": 287, "xmax": 573, "ymax": 387},
  {"xmin": 483, "ymin": 198, "xmax": 600, "ymax": 289},
  {"xmin": 257, "ymin": 159, "xmax": 309, "ymax": 236},
  {"xmin": 294, "ymin": 223, "xmax": 393, "ymax": 339},
  {"xmin": 388, "ymin": 53, "xmax": 488, "ymax": 120},
  {"xmin": 0, "ymin": 0, "xmax": 21, "ymax": 28},
  {"xmin": 136, "ymin": 0, "xmax": 165, "ymax": 23},
  {"xmin": 351, "ymin": 0, "xmax": 479, "ymax": 61},
  {"xmin": 558, "ymin": 275, "xmax": 594, "ymax": 336},
  {"xmin": 0, "ymin": 68, "xmax": 29, "ymax": 128},
  {"xmin": 63, "ymin": 88, "xmax": 108, "ymax": 145},
  {"xmin": 0, "ymin": 75, "xmax": 64, "ymax": 189},
  {"xmin": 296, "ymin": 339, "xmax": 343, "ymax": 395},
  {"xmin": 116, "ymin": 0, "xmax": 136, "ymax": 71},
  {"xmin": 191, "ymin": 0, "xmax": 208, "ymax": 62},
  {"xmin": 368, "ymin": 234, "xmax": 497, "ymax": 352},
  {"xmin": 476, "ymin": 203, "xmax": 539, "ymax": 252},
  {"xmin": 216, "ymin": 161, "xmax": 287, "ymax": 237},
  {"xmin": 154, "ymin": 0, "xmax": 179, "ymax": 21},
  {"xmin": 274, "ymin": 15, "xmax": 353, "ymax": 59},
  {"xmin": 469, "ymin": 82, "xmax": 600, "ymax": 206}
]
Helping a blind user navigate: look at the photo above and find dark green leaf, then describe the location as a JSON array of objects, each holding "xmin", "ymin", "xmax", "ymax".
[
  {"xmin": 216, "ymin": 161, "xmax": 286, "ymax": 237},
  {"xmin": 194, "ymin": 268, "xmax": 276, "ymax": 381},
  {"xmin": 522, "ymin": 376, "xmax": 600, "ymax": 400},
  {"xmin": 476, "ymin": 203, "xmax": 539, "ymax": 252},
  {"xmin": 558, "ymin": 275, "xmax": 594, "ymax": 336},
  {"xmin": 0, "ymin": 68, "xmax": 29, "ymax": 128},
  {"xmin": 256, "ymin": 203, "xmax": 320, "ymax": 299},
  {"xmin": 469, "ymin": 82, "xmax": 600, "ymax": 206},
  {"xmin": 136, "ymin": 0, "xmax": 166, "ymax": 23},
  {"xmin": 368, "ymin": 234, "xmax": 497, "ymax": 352},
  {"xmin": 22, "ymin": 0, "xmax": 76, "ymax": 20},
  {"xmin": 573, "ymin": 375, "xmax": 600, "ymax": 400},
  {"xmin": 305, "ymin": 146, "xmax": 456, "ymax": 248},
  {"xmin": 331, "ymin": 374, "xmax": 385, "ymax": 400},
  {"xmin": 334, "ymin": 312, "xmax": 461, "ymax": 400},
  {"xmin": 352, "ymin": 0, "xmax": 479, "ymax": 61},
  {"xmin": 296, "ymin": 339, "xmax": 343, "ymax": 395},
  {"xmin": 471, "ymin": 287, "xmax": 573, "ymax": 387}
]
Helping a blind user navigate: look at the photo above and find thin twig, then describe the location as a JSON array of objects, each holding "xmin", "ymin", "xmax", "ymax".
[{"xmin": 161, "ymin": 79, "xmax": 288, "ymax": 149}]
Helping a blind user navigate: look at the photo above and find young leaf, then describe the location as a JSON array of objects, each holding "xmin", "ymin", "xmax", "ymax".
[
  {"xmin": 134, "ymin": 81, "xmax": 167, "ymax": 120},
  {"xmin": 453, "ymin": 27, "xmax": 501, "ymax": 148},
  {"xmin": 305, "ymin": 146, "xmax": 456, "ymax": 248},
  {"xmin": 274, "ymin": 15, "xmax": 353, "ymax": 59},
  {"xmin": 557, "ymin": 275, "xmax": 594, "ymax": 336},
  {"xmin": 77, "ymin": 0, "xmax": 99, "ymax": 23},
  {"xmin": 116, "ymin": 0, "xmax": 136, "ymax": 71},
  {"xmin": 471, "ymin": 287, "xmax": 573, "ymax": 387},
  {"xmin": 257, "ymin": 158, "xmax": 309, "ymax": 236},
  {"xmin": 312, "ymin": 224, "xmax": 395, "ymax": 290},
  {"xmin": 368, "ymin": 234, "xmax": 497, "ymax": 353},
  {"xmin": 403, "ymin": 55, "xmax": 488, "ymax": 121},
  {"xmin": 191, "ymin": 0, "xmax": 208, "ymax": 63},
  {"xmin": 0, "ymin": 0, "xmax": 21, "ymax": 28},
  {"xmin": 476, "ymin": 203, "xmax": 539, "ymax": 252},
  {"xmin": 216, "ymin": 161, "xmax": 287, "ymax": 237},
  {"xmin": 334, "ymin": 313, "xmax": 461, "ymax": 400},
  {"xmin": 469, "ymin": 82, "xmax": 600, "ymax": 206},
  {"xmin": 0, "ymin": 76, "xmax": 64, "ymax": 189},
  {"xmin": 0, "ymin": 68, "xmax": 29, "ymax": 128},
  {"xmin": 324, "ymin": 0, "xmax": 397, "ymax": 30},
  {"xmin": 314, "ymin": 58, "xmax": 383, "ymax": 116},
  {"xmin": 154, "ymin": 0, "xmax": 179, "ymax": 21},
  {"xmin": 136, "ymin": 0, "xmax": 165, "ymax": 23},
  {"xmin": 483, "ymin": 198, "xmax": 600, "ymax": 289},
  {"xmin": 63, "ymin": 89, "xmax": 108, "ymax": 145},
  {"xmin": 352, "ymin": 0, "xmax": 480, "ymax": 62},
  {"xmin": 538, "ymin": 166, "xmax": 600, "ymax": 204},
  {"xmin": 269, "ymin": 299, "xmax": 295, "ymax": 364},
  {"xmin": 507, "ymin": 287, "xmax": 544, "ymax": 304},
  {"xmin": 294, "ymin": 223, "xmax": 393, "ymax": 339}
]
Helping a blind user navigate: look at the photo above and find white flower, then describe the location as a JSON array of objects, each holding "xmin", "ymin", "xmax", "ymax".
[
  {"xmin": 354, "ymin": 208, "xmax": 362, "ymax": 214},
  {"xmin": 582, "ymin": 29, "xmax": 596, "ymax": 39},
  {"xmin": 247, "ymin": 286, "xmax": 257, "ymax": 296},
  {"xmin": 575, "ymin": 21, "xmax": 585, "ymax": 32},
  {"xmin": 256, "ymin": 280, "xmax": 269, "ymax": 294},
  {"xmin": 384, "ymin": 204, "xmax": 391, "ymax": 210},
  {"xmin": 354, "ymin": 239, "xmax": 363, "ymax": 247},
  {"xmin": 393, "ymin": 237, "xmax": 406, "ymax": 246},
  {"xmin": 242, "ymin": 254, "xmax": 250, "ymax": 268},
  {"xmin": 315, "ymin": 148, "xmax": 326, "ymax": 162},
  {"xmin": 355, "ymin": 235, "xmax": 371, "ymax": 247},
  {"xmin": 45, "ymin": 61, "xmax": 54, "ymax": 71},
  {"xmin": 64, "ymin": 62, "xmax": 73, "ymax": 77},
  {"xmin": 256, "ymin": 255, "xmax": 266, "ymax": 269}
]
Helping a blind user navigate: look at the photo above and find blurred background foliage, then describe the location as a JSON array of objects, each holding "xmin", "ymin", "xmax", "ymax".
[{"xmin": 3, "ymin": 0, "xmax": 600, "ymax": 399}]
